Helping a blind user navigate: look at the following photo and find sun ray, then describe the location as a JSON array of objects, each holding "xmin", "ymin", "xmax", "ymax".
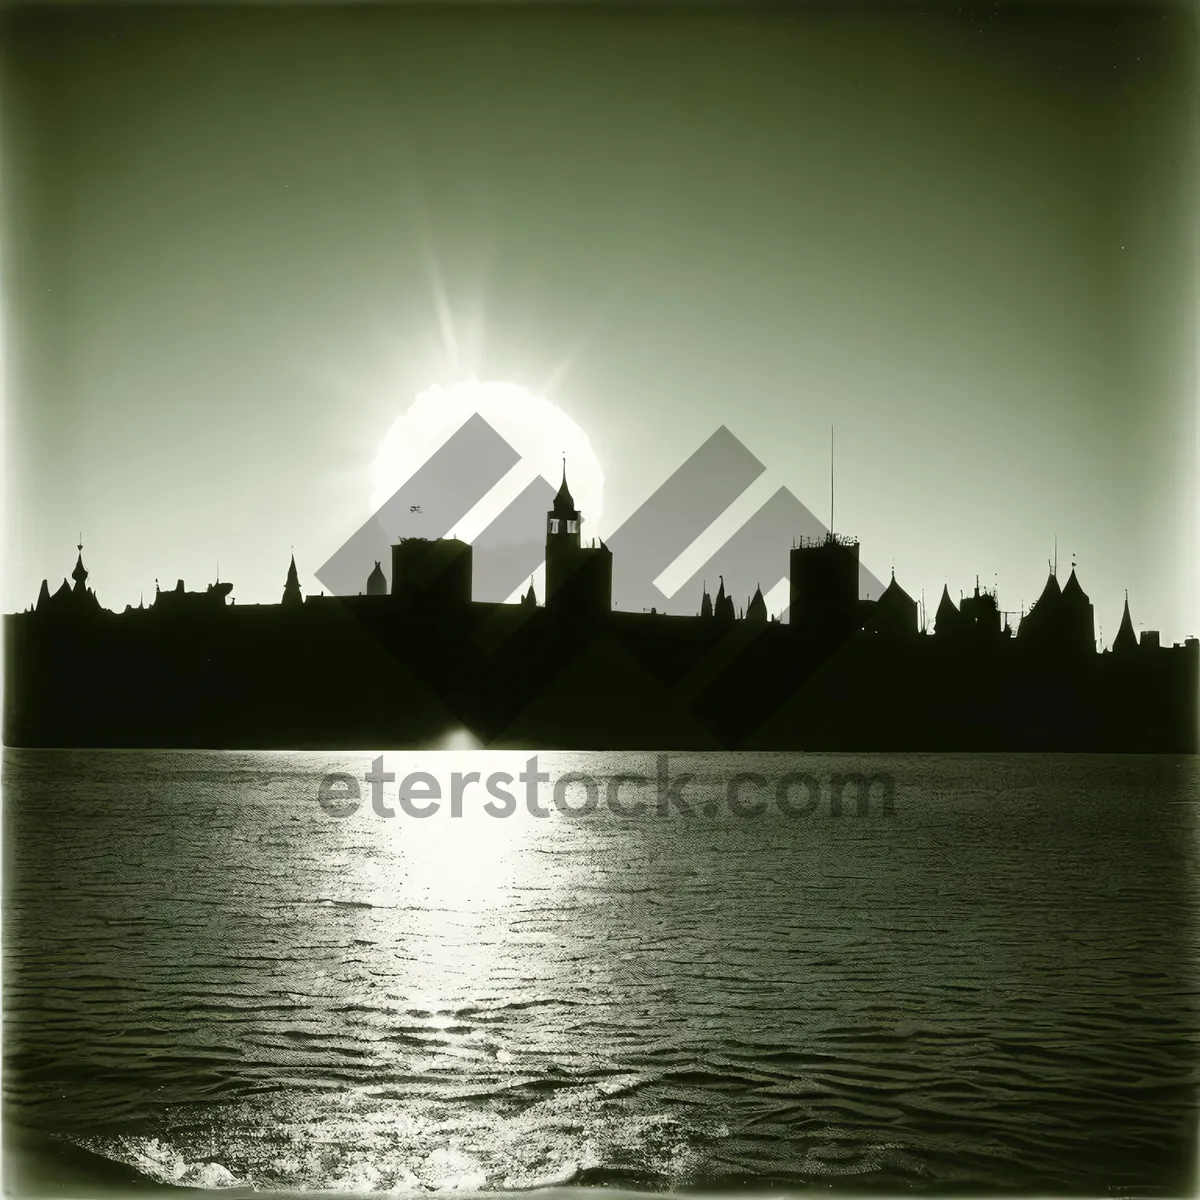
[
  {"xmin": 406, "ymin": 188, "xmax": 461, "ymax": 375},
  {"xmin": 538, "ymin": 313, "xmax": 607, "ymax": 402},
  {"xmin": 370, "ymin": 380, "xmax": 604, "ymax": 538}
]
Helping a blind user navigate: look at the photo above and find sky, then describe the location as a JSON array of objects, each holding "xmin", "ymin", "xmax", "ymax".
[{"xmin": 3, "ymin": 2, "xmax": 1196, "ymax": 642}]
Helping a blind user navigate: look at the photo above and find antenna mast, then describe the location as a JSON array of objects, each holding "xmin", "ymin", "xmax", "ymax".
[{"xmin": 829, "ymin": 424, "xmax": 835, "ymax": 537}]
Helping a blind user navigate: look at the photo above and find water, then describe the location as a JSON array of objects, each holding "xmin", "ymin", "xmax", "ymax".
[{"xmin": 4, "ymin": 749, "xmax": 1199, "ymax": 1194}]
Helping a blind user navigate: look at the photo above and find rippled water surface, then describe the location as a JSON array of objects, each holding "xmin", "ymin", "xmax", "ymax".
[{"xmin": 4, "ymin": 750, "xmax": 1199, "ymax": 1193}]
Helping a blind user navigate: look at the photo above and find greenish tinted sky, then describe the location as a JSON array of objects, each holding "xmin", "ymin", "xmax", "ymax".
[{"xmin": 3, "ymin": 3, "xmax": 1196, "ymax": 641}]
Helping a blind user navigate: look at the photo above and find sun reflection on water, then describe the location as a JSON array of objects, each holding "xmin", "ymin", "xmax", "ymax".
[{"xmin": 333, "ymin": 750, "xmax": 547, "ymax": 1022}]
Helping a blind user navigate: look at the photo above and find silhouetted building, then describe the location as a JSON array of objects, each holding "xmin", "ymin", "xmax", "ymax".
[
  {"xmin": 391, "ymin": 537, "xmax": 472, "ymax": 607},
  {"xmin": 1018, "ymin": 567, "xmax": 1093, "ymax": 654},
  {"xmin": 36, "ymin": 542, "xmax": 102, "ymax": 617},
  {"xmin": 1141, "ymin": 630, "xmax": 1160, "ymax": 650},
  {"xmin": 6, "ymin": 533, "xmax": 1195, "ymax": 753},
  {"xmin": 700, "ymin": 584, "xmax": 713, "ymax": 619},
  {"xmin": 544, "ymin": 464, "xmax": 612, "ymax": 618},
  {"xmin": 960, "ymin": 578, "xmax": 1002, "ymax": 639},
  {"xmin": 789, "ymin": 533, "xmax": 861, "ymax": 644},
  {"xmin": 366, "ymin": 560, "xmax": 387, "ymax": 596},
  {"xmin": 867, "ymin": 570, "xmax": 919, "ymax": 638},
  {"xmin": 153, "ymin": 578, "xmax": 234, "ymax": 615}
]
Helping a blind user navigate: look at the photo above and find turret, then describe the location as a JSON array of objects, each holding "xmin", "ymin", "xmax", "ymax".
[
  {"xmin": 746, "ymin": 583, "xmax": 768, "ymax": 622},
  {"xmin": 868, "ymin": 569, "xmax": 919, "ymax": 638},
  {"xmin": 1112, "ymin": 592, "xmax": 1138, "ymax": 654},
  {"xmin": 934, "ymin": 584, "xmax": 965, "ymax": 637},
  {"xmin": 62, "ymin": 540, "xmax": 100, "ymax": 612},
  {"xmin": 366, "ymin": 560, "xmax": 387, "ymax": 596},
  {"xmin": 283, "ymin": 554, "xmax": 302, "ymax": 608},
  {"xmin": 714, "ymin": 576, "xmax": 735, "ymax": 625},
  {"xmin": 1059, "ymin": 566, "xmax": 1096, "ymax": 654},
  {"xmin": 544, "ymin": 460, "xmax": 611, "ymax": 617}
]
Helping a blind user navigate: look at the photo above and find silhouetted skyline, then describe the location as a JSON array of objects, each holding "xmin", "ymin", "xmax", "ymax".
[
  {"xmin": 8, "ymin": 467, "xmax": 1196, "ymax": 753},
  {"xmin": 2, "ymin": 3, "xmax": 1195, "ymax": 644}
]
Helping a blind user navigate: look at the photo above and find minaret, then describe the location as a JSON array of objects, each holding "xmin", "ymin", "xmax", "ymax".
[{"xmin": 282, "ymin": 554, "xmax": 302, "ymax": 608}]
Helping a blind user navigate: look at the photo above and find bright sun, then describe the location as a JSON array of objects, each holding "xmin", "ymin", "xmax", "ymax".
[{"xmin": 370, "ymin": 379, "xmax": 605, "ymax": 584}]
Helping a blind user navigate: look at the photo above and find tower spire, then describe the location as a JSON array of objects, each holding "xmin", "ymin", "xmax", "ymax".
[
  {"xmin": 552, "ymin": 457, "xmax": 575, "ymax": 514},
  {"xmin": 282, "ymin": 552, "xmax": 302, "ymax": 608},
  {"xmin": 829, "ymin": 424, "xmax": 835, "ymax": 537},
  {"xmin": 71, "ymin": 538, "xmax": 89, "ymax": 589}
]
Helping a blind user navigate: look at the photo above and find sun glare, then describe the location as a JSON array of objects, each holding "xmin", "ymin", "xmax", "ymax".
[{"xmin": 370, "ymin": 379, "xmax": 605, "ymax": 549}]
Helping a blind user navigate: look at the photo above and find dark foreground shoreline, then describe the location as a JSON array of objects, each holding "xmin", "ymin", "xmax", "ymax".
[{"xmin": 2, "ymin": 1122, "xmax": 215, "ymax": 1197}]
